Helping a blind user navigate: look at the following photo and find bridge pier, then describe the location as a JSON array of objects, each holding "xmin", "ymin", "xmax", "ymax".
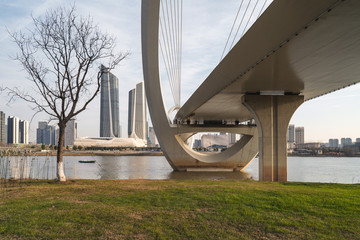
[{"xmin": 243, "ymin": 95, "xmax": 303, "ymax": 181}]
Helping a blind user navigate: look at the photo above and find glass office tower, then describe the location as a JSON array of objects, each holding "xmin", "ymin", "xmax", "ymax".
[
  {"xmin": 128, "ymin": 82, "xmax": 147, "ymax": 141},
  {"xmin": 100, "ymin": 65, "xmax": 120, "ymax": 137}
]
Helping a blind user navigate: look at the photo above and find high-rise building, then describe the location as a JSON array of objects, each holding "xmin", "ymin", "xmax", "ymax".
[
  {"xmin": 128, "ymin": 88, "xmax": 135, "ymax": 137},
  {"xmin": 228, "ymin": 133, "xmax": 237, "ymax": 146},
  {"xmin": 329, "ymin": 138, "xmax": 339, "ymax": 148},
  {"xmin": 7, "ymin": 116, "xmax": 19, "ymax": 144},
  {"xmin": 295, "ymin": 127, "xmax": 304, "ymax": 144},
  {"xmin": 128, "ymin": 82, "xmax": 147, "ymax": 141},
  {"xmin": 4, "ymin": 124, "xmax": 7, "ymax": 145},
  {"xmin": 356, "ymin": 138, "xmax": 360, "ymax": 143},
  {"xmin": 45, "ymin": 125, "xmax": 56, "ymax": 145},
  {"xmin": 147, "ymin": 126, "xmax": 158, "ymax": 147},
  {"xmin": 37, "ymin": 121, "xmax": 56, "ymax": 145},
  {"xmin": 193, "ymin": 139, "xmax": 202, "ymax": 148},
  {"xmin": 288, "ymin": 124, "xmax": 295, "ymax": 143},
  {"xmin": 341, "ymin": 138, "xmax": 352, "ymax": 147},
  {"xmin": 19, "ymin": 120, "xmax": 29, "ymax": 144},
  {"xmin": 100, "ymin": 65, "xmax": 120, "ymax": 137},
  {"xmin": 0, "ymin": 111, "xmax": 5, "ymax": 145},
  {"xmin": 37, "ymin": 121, "xmax": 47, "ymax": 144},
  {"xmin": 64, "ymin": 119, "xmax": 77, "ymax": 146}
]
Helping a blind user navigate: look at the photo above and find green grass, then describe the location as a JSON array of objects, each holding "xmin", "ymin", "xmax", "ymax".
[{"xmin": 0, "ymin": 180, "xmax": 359, "ymax": 239}]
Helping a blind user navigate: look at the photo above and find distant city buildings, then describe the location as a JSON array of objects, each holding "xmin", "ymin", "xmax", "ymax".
[
  {"xmin": 287, "ymin": 124, "xmax": 295, "ymax": 143},
  {"xmin": 6, "ymin": 116, "xmax": 28, "ymax": 145},
  {"xmin": 295, "ymin": 127, "xmax": 304, "ymax": 145},
  {"xmin": 201, "ymin": 134, "xmax": 229, "ymax": 148},
  {"xmin": 7, "ymin": 116, "xmax": 19, "ymax": 144},
  {"xmin": 36, "ymin": 121, "xmax": 56, "ymax": 145},
  {"xmin": 193, "ymin": 139, "xmax": 202, "ymax": 148},
  {"xmin": 147, "ymin": 126, "xmax": 158, "ymax": 147},
  {"xmin": 328, "ymin": 137, "xmax": 360, "ymax": 148},
  {"xmin": 329, "ymin": 138, "xmax": 339, "ymax": 148},
  {"xmin": 341, "ymin": 137, "xmax": 352, "ymax": 147},
  {"xmin": 64, "ymin": 119, "xmax": 77, "ymax": 146},
  {"xmin": 37, "ymin": 119, "xmax": 77, "ymax": 146},
  {"xmin": 19, "ymin": 120, "xmax": 29, "ymax": 144},
  {"xmin": 287, "ymin": 124, "xmax": 304, "ymax": 150},
  {"xmin": 99, "ymin": 65, "xmax": 120, "ymax": 138},
  {"xmin": 228, "ymin": 133, "xmax": 237, "ymax": 146},
  {"xmin": 128, "ymin": 88, "xmax": 135, "ymax": 137},
  {"xmin": 0, "ymin": 111, "xmax": 5, "ymax": 145},
  {"xmin": 128, "ymin": 82, "xmax": 147, "ymax": 141}
]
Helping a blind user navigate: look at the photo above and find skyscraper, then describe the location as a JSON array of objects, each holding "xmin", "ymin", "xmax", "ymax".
[
  {"xmin": 295, "ymin": 127, "xmax": 304, "ymax": 144},
  {"xmin": 7, "ymin": 116, "xmax": 19, "ymax": 144},
  {"xmin": 19, "ymin": 120, "xmax": 29, "ymax": 144},
  {"xmin": 128, "ymin": 88, "xmax": 135, "ymax": 137},
  {"xmin": 329, "ymin": 138, "xmax": 339, "ymax": 148},
  {"xmin": 148, "ymin": 126, "xmax": 158, "ymax": 147},
  {"xmin": 37, "ymin": 121, "xmax": 56, "ymax": 145},
  {"xmin": 288, "ymin": 124, "xmax": 295, "ymax": 143},
  {"xmin": 64, "ymin": 119, "xmax": 77, "ymax": 146},
  {"xmin": 100, "ymin": 65, "xmax": 120, "ymax": 137},
  {"xmin": 341, "ymin": 138, "xmax": 352, "ymax": 147},
  {"xmin": 128, "ymin": 82, "xmax": 147, "ymax": 141},
  {"xmin": 0, "ymin": 111, "xmax": 5, "ymax": 145}
]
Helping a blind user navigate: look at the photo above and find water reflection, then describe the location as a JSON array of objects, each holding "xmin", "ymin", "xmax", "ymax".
[
  {"xmin": 2, "ymin": 155, "xmax": 360, "ymax": 184},
  {"xmin": 97, "ymin": 156, "xmax": 121, "ymax": 179}
]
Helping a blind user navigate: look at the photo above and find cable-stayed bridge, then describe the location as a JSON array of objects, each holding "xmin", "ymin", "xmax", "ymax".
[{"xmin": 142, "ymin": 0, "xmax": 360, "ymax": 181}]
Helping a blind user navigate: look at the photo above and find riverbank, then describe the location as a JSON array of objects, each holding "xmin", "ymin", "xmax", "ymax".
[
  {"xmin": 10, "ymin": 150, "xmax": 164, "ymax": 157},
  {"xmin": 0, "ymin": 180, "xmax": 359, "ymax": 239}
]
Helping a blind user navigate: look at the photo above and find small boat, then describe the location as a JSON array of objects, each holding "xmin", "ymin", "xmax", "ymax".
[{"xmin": 78, "ymin": 160, "xmax": 96, "ymax": 163}]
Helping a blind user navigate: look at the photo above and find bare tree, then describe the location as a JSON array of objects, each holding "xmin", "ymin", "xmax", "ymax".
[{"xmin": 8, "ymin": 6, "xmax": 128, "ymax": 181}]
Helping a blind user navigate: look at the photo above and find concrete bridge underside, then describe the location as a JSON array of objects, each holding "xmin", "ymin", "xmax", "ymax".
[{"xmin": 142, "ymin": 0, "xmax": 360, "ymax": 181}]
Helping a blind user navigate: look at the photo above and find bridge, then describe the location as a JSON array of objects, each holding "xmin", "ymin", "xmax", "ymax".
[{"xmin": 141, "ymin": 0, "xmax": 360, "ymax": 181}]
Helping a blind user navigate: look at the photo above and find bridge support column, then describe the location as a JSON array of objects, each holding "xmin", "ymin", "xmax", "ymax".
[{"xmin": 243, "ymin": 95, "xmax": 303, "ymax": 181}]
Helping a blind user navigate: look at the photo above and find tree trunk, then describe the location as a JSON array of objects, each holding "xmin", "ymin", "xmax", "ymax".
[{"xmin": 57, "ymin": 121, "xmax": 67, "ymax": 182}]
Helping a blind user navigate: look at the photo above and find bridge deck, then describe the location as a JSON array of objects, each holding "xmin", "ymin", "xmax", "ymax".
[{"xmin": 176, "ymin": 0, "xmax": 360, "ymax": 123}]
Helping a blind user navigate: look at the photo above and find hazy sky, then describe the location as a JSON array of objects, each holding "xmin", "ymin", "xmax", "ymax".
[{"xmin": 0, "ymin": 0, "xmax": 359, "ymax": 143}]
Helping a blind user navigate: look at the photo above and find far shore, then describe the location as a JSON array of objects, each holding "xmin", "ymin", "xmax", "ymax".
[{"xmin": 8, "ymin": 150, "xmax": 164, "ymax": 157}]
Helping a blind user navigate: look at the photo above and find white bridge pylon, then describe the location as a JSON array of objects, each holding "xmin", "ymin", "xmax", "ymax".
[{"xmin": 141, "ymin": 0, "xmax": 259, "ymax": 172}]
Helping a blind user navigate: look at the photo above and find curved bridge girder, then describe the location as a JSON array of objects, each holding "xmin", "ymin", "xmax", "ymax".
[{"xmin": 141, "ymin": 0, "xmax": 258, "ymax": 171}]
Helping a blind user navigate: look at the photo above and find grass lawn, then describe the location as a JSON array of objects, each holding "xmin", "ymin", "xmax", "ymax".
[{"xmin": 0, "ymin": 179, "xmax": 359, "ymax": 239}]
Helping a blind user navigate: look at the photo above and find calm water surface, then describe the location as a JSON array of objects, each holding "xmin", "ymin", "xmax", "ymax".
[{"xmin": 4, "ymin": 156, "xmax": 360, "ymax": 183}]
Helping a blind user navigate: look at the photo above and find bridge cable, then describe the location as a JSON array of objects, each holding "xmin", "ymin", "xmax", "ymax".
[
  {"xmin": 159, "ymin": 0, "xmax": 182, "ymax": 108},
  {"xmin": 160, "ymin": 1, "xmax": 177, "ymax": 105},
  {"xmin": 228, "ymin": 0, "xmax": 251, "ymax": 53},
  {"xmin": 221, "ymin": 0, "xmax": 271, "ymax": 61},
  {"xmin": 219, "ymin": 0, "xmax": 245, "ymax": 62},
  {"xmin": 164, "ymin": 0, "xmax": 176, "ymax": 101},
  {"xmin": 239, "ymin": 0, "xmax": 260, "ymax": 39},
  {"xmin": 257, "ymin": 0, "xmax": 269, "ymax": 18},
  {"xmin": 167, "ymin": 0, "xmax": 177, "ymax": 100}
]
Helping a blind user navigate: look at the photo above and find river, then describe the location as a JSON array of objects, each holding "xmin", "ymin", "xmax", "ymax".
[{"xmin": 2, "ymin": 156, "xmax": 360, "ymax": 184}]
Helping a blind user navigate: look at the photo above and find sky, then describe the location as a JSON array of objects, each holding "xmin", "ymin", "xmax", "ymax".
[{"xmin": 0, "ymin": 0, "xmax": 359, "ymax": 144}]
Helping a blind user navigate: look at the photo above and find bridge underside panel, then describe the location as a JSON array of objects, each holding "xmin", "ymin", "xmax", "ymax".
[{"xmin": 176, "ymin": 0, "xmax": 360, "ymax": 123}]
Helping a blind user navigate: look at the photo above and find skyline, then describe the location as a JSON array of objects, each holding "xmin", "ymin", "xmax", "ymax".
[{"xmin": 0, "ymin": 0, "xmax": 359, "ymax": 143}]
